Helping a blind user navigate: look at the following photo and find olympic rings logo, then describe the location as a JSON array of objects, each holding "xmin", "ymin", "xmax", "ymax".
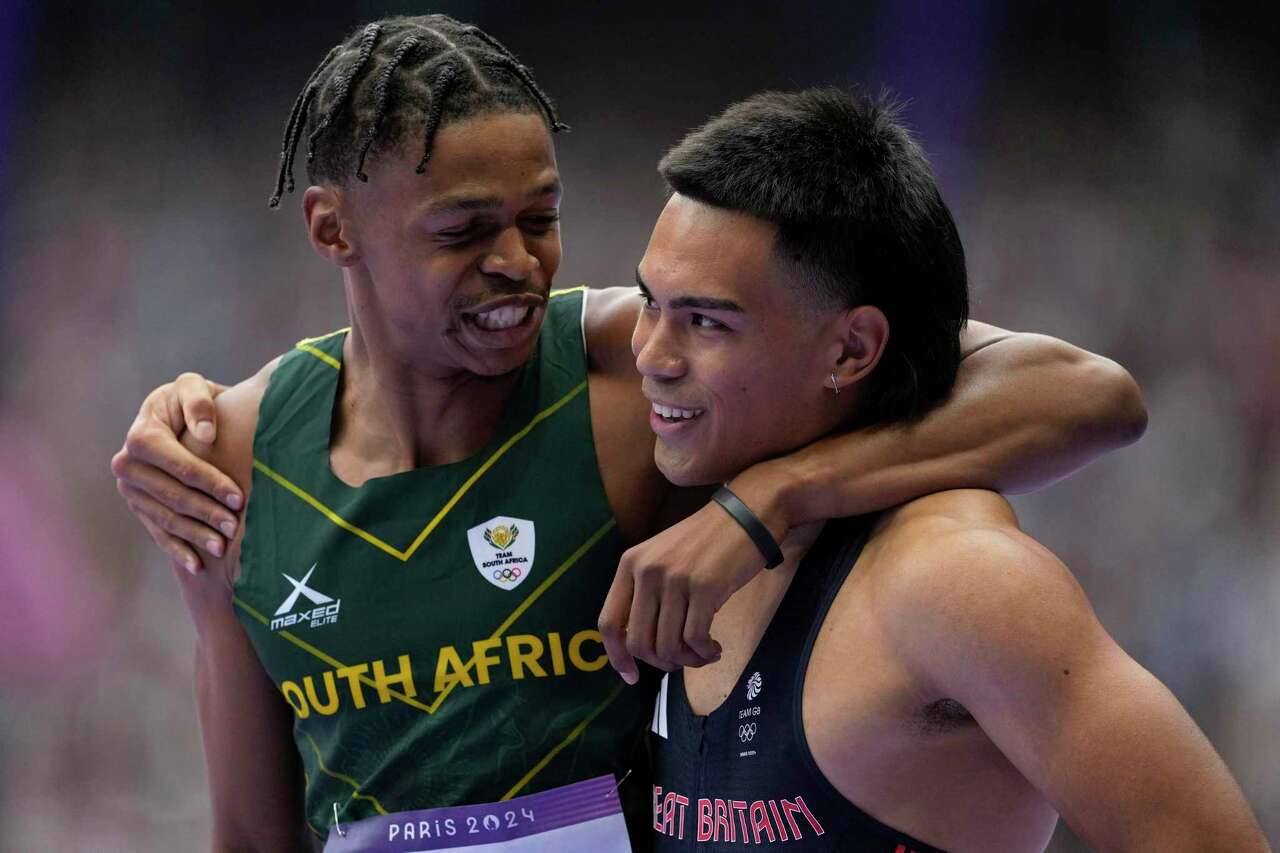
[
  {"xmin": 738, "ymin": 723, "xmax": 757, "ymax": 742},
  {"xmin": 492, "ymin": 567, "xmax": 523, "ymax": 582}
]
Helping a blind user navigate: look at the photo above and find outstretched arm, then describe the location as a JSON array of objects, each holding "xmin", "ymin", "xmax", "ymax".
[{"xmin": 600, "ymin": 323, "xmax": 1148, "ymax": 681}]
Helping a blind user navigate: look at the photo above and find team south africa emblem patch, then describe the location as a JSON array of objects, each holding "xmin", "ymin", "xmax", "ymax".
[{"xmin": 467, "ymin": 516, "xmax": 536, "ymax": 590}]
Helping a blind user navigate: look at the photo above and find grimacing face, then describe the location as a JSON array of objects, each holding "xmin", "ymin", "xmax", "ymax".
[
  {"xmin": 337, "ymin": 110, "xmax": 563, "ymax": 379},
  {"xmin": 632, "ymin": 194, "xmax": 861, "ymax": 487}
]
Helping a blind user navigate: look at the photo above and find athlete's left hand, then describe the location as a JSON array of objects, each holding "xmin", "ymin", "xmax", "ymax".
[{"xmin": 598, "ymin": 470, "xmax": 789, "ymax": 683}]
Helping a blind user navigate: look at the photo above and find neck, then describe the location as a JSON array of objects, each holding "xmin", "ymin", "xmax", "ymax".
[{"xmin": 332, "ymin": 314, "xmax": 525, "ymax": 481}]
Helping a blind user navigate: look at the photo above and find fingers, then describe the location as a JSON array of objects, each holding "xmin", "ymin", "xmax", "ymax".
[
  {"xmin": 174, "ymin": 372, "xmax": 219, "ymax": 444},
  {"xmin": 121, "ymin": 414, "xmax": 243, "ymax": 514},
  {"xmin": 135, "ymin": 501, "xmax": 205, "ymax": 575},
  {"xmin": 119, "ymin": 481, "xmax": 226, "ymax": 561},
  {"xmin": 682, "ymin": 583, "xmax": 722, "ymax": 665},
  {"xmin": 655, "ymin": 583, "xmax": 704, "ymax": 670},
  {"xmin": 599, "ymin": 570, "xmax": 638, "ymax": 684},
  {"xmin": 113, "ymin": 447, "xmax": 238, "ymax": 545},
  {"xmin": 625, "ymin": 566, "xmax": 662, "ymax": 673}
]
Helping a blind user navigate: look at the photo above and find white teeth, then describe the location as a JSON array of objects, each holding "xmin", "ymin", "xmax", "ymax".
[
  {"xmin": 473, "ymin": 305, "xmax": 530, "ymax": 330},
  {"xmin": 651, "ymin": 402, "xmax": 704, "ymax": 421}
]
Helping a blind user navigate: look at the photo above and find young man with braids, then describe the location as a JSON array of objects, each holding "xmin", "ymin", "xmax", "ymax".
[
  {"xmin": 110, "ymin": 14, "xmax": 1149, "ymax": 851},
  {"xmin": 640, "ymin": 90, "xmax": 1266, "ymax": 851}
]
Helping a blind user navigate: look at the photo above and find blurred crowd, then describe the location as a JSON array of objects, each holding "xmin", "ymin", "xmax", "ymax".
[{"xmin": 0, "ymin": 2, "xmax": 1275, "ymax": 850}]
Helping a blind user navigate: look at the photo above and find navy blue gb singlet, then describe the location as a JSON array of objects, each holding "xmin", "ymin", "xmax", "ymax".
[{"xmin": 649, "ymin": 517, "xmax": 946, "ymax": 852}]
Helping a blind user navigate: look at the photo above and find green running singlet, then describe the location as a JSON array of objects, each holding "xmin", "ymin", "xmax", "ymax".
[{"xmin": 233, "ymin": 288, "xmax": 655, "ymax": 842}]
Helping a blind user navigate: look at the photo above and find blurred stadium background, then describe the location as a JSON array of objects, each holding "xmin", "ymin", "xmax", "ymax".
[{"xmin": 0, "ymin": 1, "xmax": 1276, "ymax": 849}]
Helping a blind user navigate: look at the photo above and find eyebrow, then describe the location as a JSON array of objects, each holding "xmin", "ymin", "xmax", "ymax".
[
  {"xmin": 422, "ymin": 180, "xmax": 562, "ymax": 217},
  {"xmin": 636, "ymin": 269, "xmax": 744, "ymax": 313}
]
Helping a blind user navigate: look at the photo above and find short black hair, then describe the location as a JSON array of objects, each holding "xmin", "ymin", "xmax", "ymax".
[
  {"xmin": 269, "ymin": 14, "xmax": 567, "ymax": 207},
  {"xmin": 658, "ymin": 88, "xmax": 969, "ymax": 429}
]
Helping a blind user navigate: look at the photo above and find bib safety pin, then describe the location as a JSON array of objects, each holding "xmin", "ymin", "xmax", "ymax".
[
  {"xmin": 332, "ymin": 802, "xmax": 346, "ymax": 837},
  {"xmin": 610, "ymin": 768, "xmax": 633, "ymax": 796}
]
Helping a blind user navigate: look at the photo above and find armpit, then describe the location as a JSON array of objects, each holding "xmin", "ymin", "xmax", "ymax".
[{"xmin": 916, "ymin": 697, "xmax": 977, "ymax": 736}]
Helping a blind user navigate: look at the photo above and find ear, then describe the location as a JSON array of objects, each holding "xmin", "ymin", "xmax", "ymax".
[
  {"xmin": 302, "ymin": 185, "xmax": 361, "ymax": 267},
  {"xmin": 832, "ymin": 305, "xmax": 889, "ymax": 390}
]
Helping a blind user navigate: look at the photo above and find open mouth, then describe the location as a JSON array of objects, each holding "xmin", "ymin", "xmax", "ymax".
[
  {"xmin": 652, "ymin": 402, "xmax": 705, "ymax": 423},
  {"xmin": 468, "ymin": 304, "xmax": 534, "ymax": 331}
]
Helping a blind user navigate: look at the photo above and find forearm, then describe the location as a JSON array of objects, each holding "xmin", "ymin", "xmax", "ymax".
[{"xmin": 732, "ymin": 330, "xmax": 1148, "ymax": 531}]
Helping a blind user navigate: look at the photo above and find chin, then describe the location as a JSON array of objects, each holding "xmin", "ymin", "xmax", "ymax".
[
  {"xmin": 473, "ymin": 343, "xmax": 539, "ymax": 377},
  {"xmin": 654, "ymin": 446, "xmax": 726, "ymax": 488}
]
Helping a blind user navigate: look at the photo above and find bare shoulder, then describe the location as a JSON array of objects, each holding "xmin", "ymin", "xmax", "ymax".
[
  {"xmin": 175, "ymin": 357, "xmax": 280, "ymax": 595},
  {"xmin": 864, "ymin": 490, "xmax": 1101, "ymax": 692},
  {"xmin": 581, "ymin": 285, "xmax": 642, "ymax": 376},
  {"xmin": 180, "ymin": 356, "xmax": 280, "ymax": 493},
  {"xmin": 869, "ymin": 489, "xmax": 1076, "ymax": 614}
]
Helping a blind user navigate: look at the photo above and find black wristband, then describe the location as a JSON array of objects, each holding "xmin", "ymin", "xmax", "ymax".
[{"xmin": 712, "ymin": 485, "xmax": 785, "ymax": 570}]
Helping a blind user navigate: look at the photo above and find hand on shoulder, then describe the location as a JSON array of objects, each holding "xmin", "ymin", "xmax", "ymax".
[
  {"xmin": 161, "ymin": 358, "xmax": 280, "ymax": 626},
  {"xmin": 114, "ymin": 358, "xmax": 284, "ymax": 574},
  {"xmin": 179, "ymin": 357, "xmax": 279, "ymax": 497}
]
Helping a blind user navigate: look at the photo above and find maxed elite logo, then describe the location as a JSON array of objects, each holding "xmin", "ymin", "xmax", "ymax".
[
  {"xmin": 467, "ymin": 516, "xmax": 536, "ymax": 591},
  {"xmin": 270, "ymin": 563, "xmax": 341, "ymax": 632}
]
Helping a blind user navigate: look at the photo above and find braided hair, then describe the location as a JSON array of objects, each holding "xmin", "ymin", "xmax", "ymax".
[{"xmin": 268, "ymin": 15, "xmax": 568, "ymax": 208}]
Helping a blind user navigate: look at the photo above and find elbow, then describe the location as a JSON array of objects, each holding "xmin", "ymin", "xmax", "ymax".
[{"xmin": 1087, "ymin": 357, "xmax": 1148, "ymax": 449}]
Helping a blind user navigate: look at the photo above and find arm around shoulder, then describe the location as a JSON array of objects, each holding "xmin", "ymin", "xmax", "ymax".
[
  {"xmin": 958, "ymin": 322, "xmax": 1148, "ymax": 489},
  {"xmin": 725, "ymin": 322, "xmax": 1148, "ymax": 532},
  {"xmin": 876, "ymin": 494, "xmax": 1267, "ymax": 852}
]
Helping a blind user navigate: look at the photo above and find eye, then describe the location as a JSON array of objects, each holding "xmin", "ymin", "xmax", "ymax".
[
  {"xmin": 437, "ymin": 223, "xmax": 478, "ymax": 241},
  {"xmin": 691, "ymin": 313, "xmax": 725, "ymax": 330},
  {"xmin": 638, "ymin": 291, "xmax": 657, "ymax": 310},
  {"xmin": 522, "ymin": 212, "xmax": 561, "ymax": 234}
]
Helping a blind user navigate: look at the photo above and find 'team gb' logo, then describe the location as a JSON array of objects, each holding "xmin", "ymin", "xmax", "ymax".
[{"xmin": 467, "ymin": 516, "xmax": 536, "ymax": 591}]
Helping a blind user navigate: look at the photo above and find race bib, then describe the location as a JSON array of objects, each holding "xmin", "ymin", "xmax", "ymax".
[{"xmin": 323, "ymin": 775, "xmax": 632, "ymax": 852}]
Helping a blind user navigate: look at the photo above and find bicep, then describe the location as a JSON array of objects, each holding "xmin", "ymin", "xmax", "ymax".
[
  {"xmin": 904, "ymin": 536, "xmax": 1259, "ymax": 850},
  {"xmin": 977, "ymin": 640, "xmax": 1260, "ymax": 850}
]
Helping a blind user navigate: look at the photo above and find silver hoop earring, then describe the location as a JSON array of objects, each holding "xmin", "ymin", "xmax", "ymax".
[{"xmin": 830, "ymin": 371, "xmax": 840, "ymax": 396}]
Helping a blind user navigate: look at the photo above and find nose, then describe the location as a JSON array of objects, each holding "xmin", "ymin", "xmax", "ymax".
[
  {"xmin": 479, "ymin": 226, "xmax": 538, "ymax": 282},
  {"xmin": 632, "ymin": 311, "xmax": 686, "ymax": 381}
]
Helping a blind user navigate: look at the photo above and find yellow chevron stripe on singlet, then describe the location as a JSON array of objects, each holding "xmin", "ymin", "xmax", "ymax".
[
  {"xmin": 500, "ymin": 681, "xmax": 626, "ymax": 800},
  {"xmin": 252, "ymin": 378, "xmax": 587, "ymax": 561},
  {"xmin": 262, "ymin": 288, "xmax": 616, "ymax": 815},
  {"xmin": 296, "ymin": 668, "xmax": 626, "ymax": 820},
  {"xmin": 302, "ymin": 730, "xmax": 390, "ymax": 816},
  {"xmin": 232, "ymin": 515, "xmax": 616, "ymax": 716},
  {"xmin": 236, "ymin": 517, "xmax": 621, "ymax": 816}
]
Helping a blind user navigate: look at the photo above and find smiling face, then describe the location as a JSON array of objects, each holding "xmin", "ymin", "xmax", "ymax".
[
  {"xmin": 633, "ymin": 194, "xmax": 879, "ymax": 487},
  {"xmin": 331, "ymin": 110, "xmax": 562, "ymax": 378}
]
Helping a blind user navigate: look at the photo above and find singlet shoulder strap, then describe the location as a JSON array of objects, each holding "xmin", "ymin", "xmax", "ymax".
[
  {"xmin": 254, "ymin": 328, "xmax": 348, "ymax": 458},
  {"xmin": 539, "ymin": 288, "xmax": 589, "ymax": 386},
  {"xmin": 755, "ymin": 516, "xmax": 875, "ymax": 660}
]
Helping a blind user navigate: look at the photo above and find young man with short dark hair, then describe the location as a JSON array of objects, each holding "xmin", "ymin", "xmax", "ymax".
[{"xmin": 641, "ymin": 88, "xmax": 1266, "ymax": 852}]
